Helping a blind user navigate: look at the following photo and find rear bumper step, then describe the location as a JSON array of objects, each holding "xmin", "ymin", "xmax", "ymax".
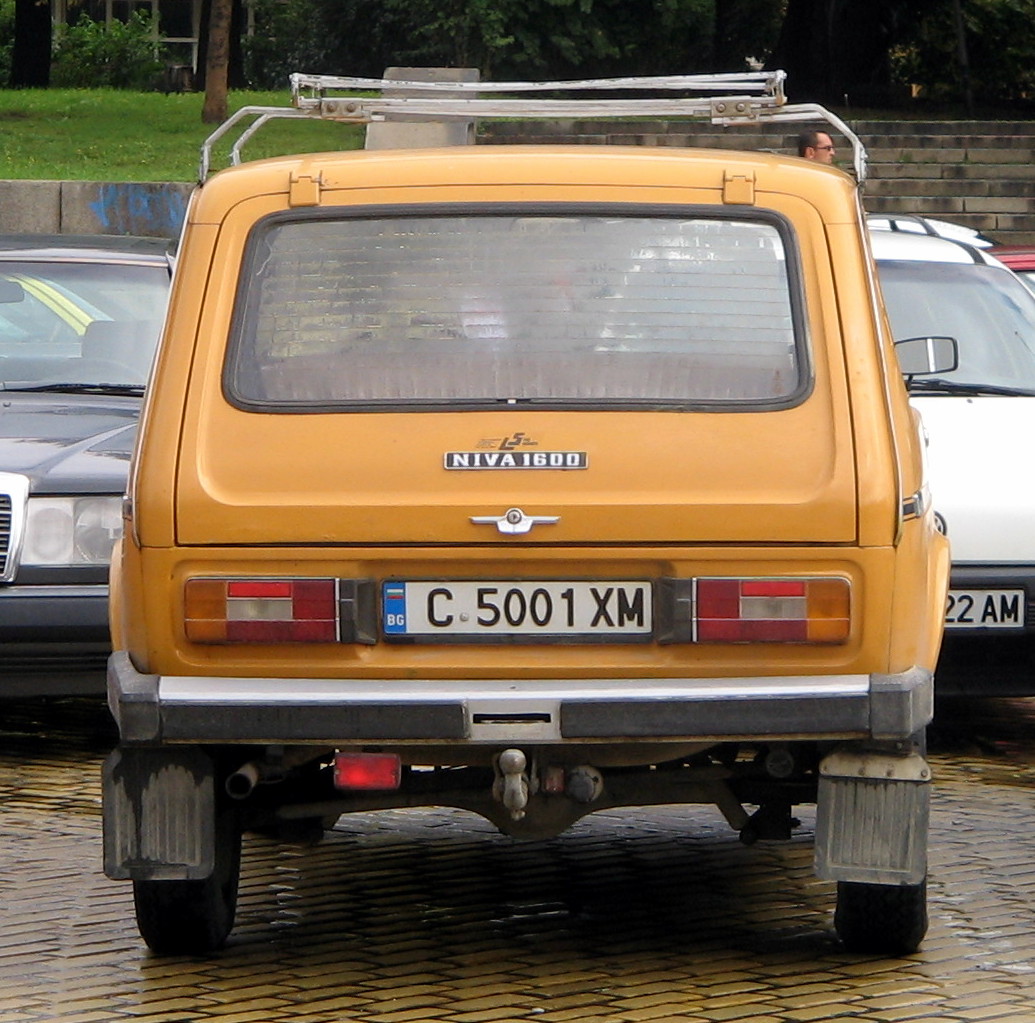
[{"xmin": 108, "ymin": 652, "xmax": 932, "ymax": 745}]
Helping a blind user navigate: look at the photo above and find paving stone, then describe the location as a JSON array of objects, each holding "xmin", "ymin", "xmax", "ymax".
[
  {"xmin": 450, "ymin": 1009, "xmax": 536, "ymax": 1023},
  {"xmin": 613, "ymin": 1005, "xmax": 710, "ymax": 1021},
  {"xmin": 8, "ymin": 698, "xmax": 1035, "ymax": 1022}
]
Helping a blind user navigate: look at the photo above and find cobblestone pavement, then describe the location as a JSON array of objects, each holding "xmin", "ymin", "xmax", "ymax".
[{"xmin": 2, "ymin": 696, "xmax": 1035, "ymax": 1023}]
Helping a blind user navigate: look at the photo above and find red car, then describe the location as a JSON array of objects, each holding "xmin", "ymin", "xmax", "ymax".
[{"xmin": 989, "ymin": 246, "xmax": 1035, "ymax": 293}]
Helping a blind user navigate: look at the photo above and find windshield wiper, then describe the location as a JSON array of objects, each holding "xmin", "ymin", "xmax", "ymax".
[
  {"xmin": 0, "ymin": 381, "xmax": 145, "ymax": 396},
  {"xmin": 907, "ymin": 377, "xmax": 1035, "ymax": 397}
]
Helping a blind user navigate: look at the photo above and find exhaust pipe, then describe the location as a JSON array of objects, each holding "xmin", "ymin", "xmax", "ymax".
[
  {"xmin": 225, "ymin": 746, "xmax": 334, "ymax": 799},
  {"xmin": 225, "ymin": 761, "xmax": 265, "ymax": 799}
]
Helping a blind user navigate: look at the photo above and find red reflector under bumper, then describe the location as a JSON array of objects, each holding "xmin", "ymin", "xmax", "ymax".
[{"xmin": 333, "ymin": 752, "xmax": 402, "ymax": 791}]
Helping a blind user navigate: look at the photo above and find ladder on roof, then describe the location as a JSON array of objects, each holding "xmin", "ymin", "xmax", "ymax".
[{"xmin": 199, "ymin": 70, "xmax": 867, "ymax": 184}]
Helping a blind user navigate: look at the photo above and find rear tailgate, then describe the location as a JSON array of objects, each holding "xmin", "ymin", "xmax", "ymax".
[{"xmin": 175, "ymin": 173, "xmax": 857, "ymax": 547}]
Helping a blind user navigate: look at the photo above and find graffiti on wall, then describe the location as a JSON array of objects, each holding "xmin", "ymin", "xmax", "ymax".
[{"xmin": 87, "ymin": 183, "xmax": 191, "ymax": 237}]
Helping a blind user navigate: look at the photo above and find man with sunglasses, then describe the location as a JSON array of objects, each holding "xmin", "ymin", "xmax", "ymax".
[{"xmin": 798, "ymin": 129, "xmax": 837, "ymax": 163}]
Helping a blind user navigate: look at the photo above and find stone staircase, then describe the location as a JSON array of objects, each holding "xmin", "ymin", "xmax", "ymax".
[
  {"xmin": 481, "ymin": 119, "xmax": 1035, "ymax": 245},
  {"xmin": 859, "ymin": 120, "xmax": 1035, "ymax": 244}
]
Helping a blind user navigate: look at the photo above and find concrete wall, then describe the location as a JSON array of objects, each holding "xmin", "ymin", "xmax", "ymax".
[{"xmin": 0, "ymin": 180, "xmax": 193, "ymax": 239}]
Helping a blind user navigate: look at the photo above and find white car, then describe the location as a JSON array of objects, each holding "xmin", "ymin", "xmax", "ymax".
[
  {"xmin": 871, "ymin": 228, "xmax": 1035, "ymax": 695},
  {"xmin": 867, "ymin": 213, "xmax": 997, "ymax": 249}
]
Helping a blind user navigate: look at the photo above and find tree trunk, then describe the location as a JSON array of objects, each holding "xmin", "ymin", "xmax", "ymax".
[
  {"xmin": 202, "ymin": 0, "xmax": 232, "ymax": 124},
  {"xmin": 10, "ymin": 0, "xmax": 51, "ymax": 87},
  {"xmin": 950, "ymin": 0, "xmax": 974, "ymax": 115},
  {"xmin": 196, "ymin": 0, "xmax": 246, "ymax": 92}
]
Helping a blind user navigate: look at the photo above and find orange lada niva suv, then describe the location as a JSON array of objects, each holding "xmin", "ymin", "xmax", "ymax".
[{"xmin": 102, "ymin": 71, "xmax": 949, "ymax": 956}]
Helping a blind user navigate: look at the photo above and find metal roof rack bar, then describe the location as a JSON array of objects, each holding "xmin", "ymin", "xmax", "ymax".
[
  {"xmin": 198, "ymin": 104, "xmax": 308, "ymax": 181},
  {"xmin": 290, "ymin": 70, "xmax": 788, "ymax": 97},
  {"xmin": 199, "ymin": 70, "xmax": 866, "ymax": 184},
  {"xmin": 288, "ymin": 95, "xmax": 781, "ymax": 122}
]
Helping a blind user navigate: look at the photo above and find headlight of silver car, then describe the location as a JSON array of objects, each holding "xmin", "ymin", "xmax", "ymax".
[{"xmin": 21, "ymin": 496, "xmax": 123, "ymax": 566}]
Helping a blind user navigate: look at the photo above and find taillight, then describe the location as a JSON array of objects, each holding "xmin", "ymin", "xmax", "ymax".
[
  {"xmin": 184, "ymin": 578, "xmax": 338, "ymax": 643},
  {"xmin": 696, "ymin": 577, "xmax": 850, "ymax": 643}
]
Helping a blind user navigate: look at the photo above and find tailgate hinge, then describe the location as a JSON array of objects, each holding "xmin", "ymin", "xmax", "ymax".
[
  {"xmin": 289, "ymin": 169, "xmax": 322, "ymax": 206},
  {"xmin": 723, "ymin": 170, "xmax": 756, "ymax": 205}
]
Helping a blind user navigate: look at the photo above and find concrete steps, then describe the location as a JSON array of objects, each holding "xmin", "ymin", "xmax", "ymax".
[{"xmin": 480, "ymin": 118, "xmax": 1035, "ymax": 244}]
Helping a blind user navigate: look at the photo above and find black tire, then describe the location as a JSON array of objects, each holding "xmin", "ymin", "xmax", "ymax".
[
  {"xmin": 133, "ymin": 807, "xmax": 242, "ymax": 955},
  {"xmin": 834, "ymin": 878, "xmax": 928, "ymax": 955}
]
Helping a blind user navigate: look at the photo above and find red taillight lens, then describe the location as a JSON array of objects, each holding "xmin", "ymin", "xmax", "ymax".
[
  {"xmin": 184, "ymin": 578, "xmax": 338, "ymax": 643},
  {"xmin": 696, "ymin": 577, "xmax": 850, "ymax": 643},
  {"xmin": 333, "ymin": 752, "xmax": 402, "ymax": 791}
]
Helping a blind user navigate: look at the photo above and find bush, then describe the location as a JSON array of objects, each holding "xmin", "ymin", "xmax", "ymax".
[
  {"xmin": 241, "ymin": 0, "xmax": 334, "ymax": 89},
  {"xmin": 241, "ymin": 0, "xmax": 404, "ymax": 88},
  {"xmin": 51, "ymin": 11, "xmax": 164, "ymax": 89}
]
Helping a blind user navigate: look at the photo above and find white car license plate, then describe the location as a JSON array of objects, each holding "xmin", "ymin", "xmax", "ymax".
[
  {"xmin": 945, "ymin": 588, "xmax": 1025, "ymax": 629},
  {"xmin": 383, "ymin": 580, "xmax": 652, "ymax": 640}
]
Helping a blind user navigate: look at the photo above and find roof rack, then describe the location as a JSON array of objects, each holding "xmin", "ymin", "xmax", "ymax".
[{"xmin": 199, "ymin": 70, "xmax": 867, "ymax": 184}]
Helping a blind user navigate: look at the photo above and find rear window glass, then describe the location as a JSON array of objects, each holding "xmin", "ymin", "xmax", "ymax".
[{"xmin": 226, "ymin": 208, "xmax": 807, "ymax": 410}]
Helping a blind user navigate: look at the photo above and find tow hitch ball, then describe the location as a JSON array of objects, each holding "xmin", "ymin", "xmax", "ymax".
[
  {"xmin": 492, "ymin": 748, "xmax": 604, "ymax": 821},
  {"xmin": 493, "ymin": 749, "xmax": 530, "ymax": 820}
]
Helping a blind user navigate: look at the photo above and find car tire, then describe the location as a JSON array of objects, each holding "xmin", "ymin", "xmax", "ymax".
[
  {"xmin": 133, "ymin": 806, "xmax": 242, "ymax": 955},
  {"xmin": 834, "ymin": 878, "xmax": 928, "ymax": 955}
]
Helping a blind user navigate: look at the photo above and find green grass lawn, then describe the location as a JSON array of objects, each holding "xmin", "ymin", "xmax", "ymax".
[{"xmin": 0, "ymin": 89, "xmax": 366, "ymax": 182}]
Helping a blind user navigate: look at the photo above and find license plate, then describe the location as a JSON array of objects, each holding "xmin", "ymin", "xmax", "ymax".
[
  {"xmin": 382, "ymin": 580, "xmax": 652, "ymax": 640},
  {"xmin": 945, "ymin": 589, "xmax": 1025, "ymax": 629}
]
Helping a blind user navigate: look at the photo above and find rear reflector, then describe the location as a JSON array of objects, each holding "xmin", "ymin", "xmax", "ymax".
[
  {"xmin": 696, "ymin": 577, "xmax": 850, "ymax": 643},
  {"xmin": 333, "ymin": 752, "xmax": 402, "ymax": 791},
  {"xmin": 184, "ymin": 578, "xmax": 338, "ymax": 643}
]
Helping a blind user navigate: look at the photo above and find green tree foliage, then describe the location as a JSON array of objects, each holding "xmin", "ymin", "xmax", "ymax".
[
  {"xmin": 712, "ymin": 0, "xmax": 785, "ymax": 71},
  {"xmin": 470, "ymin": 0, "xmax": 721, "ymax": 78},
  {"xmin": 242, "ymin": 0, "xmax": 756, "ymax": 87},
  {"xmin": 51, "ymin": 11, "xmax": 165, "ymax": 89},
  {"xmin": 241, "ymin": 0, "xmax": 331, "ymax": 88},
  {"xmin": 892, "ymin": 0, "xmax": 1035, "ymax": 107},
  {"xmin": 476, "ymin": 0, "xmax": 717, "ymax": 79},
  {"xmin": 383, "ymin": 0, "xmax": 516, "ymax": 73},
  {"xmin": 769, "ymin": 0, "xmax": 1035, "ymax": 110},
  {"xmin": 242, "ymin": 0, "xmax": 403, "ymax": 86},
  {"xmin": 3, "ymin": 0, "xmax": 1030, "ymax": 113},
  {"xmin": 768, "ymin": 0, "xmax": 900, "ymax": 105}
]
